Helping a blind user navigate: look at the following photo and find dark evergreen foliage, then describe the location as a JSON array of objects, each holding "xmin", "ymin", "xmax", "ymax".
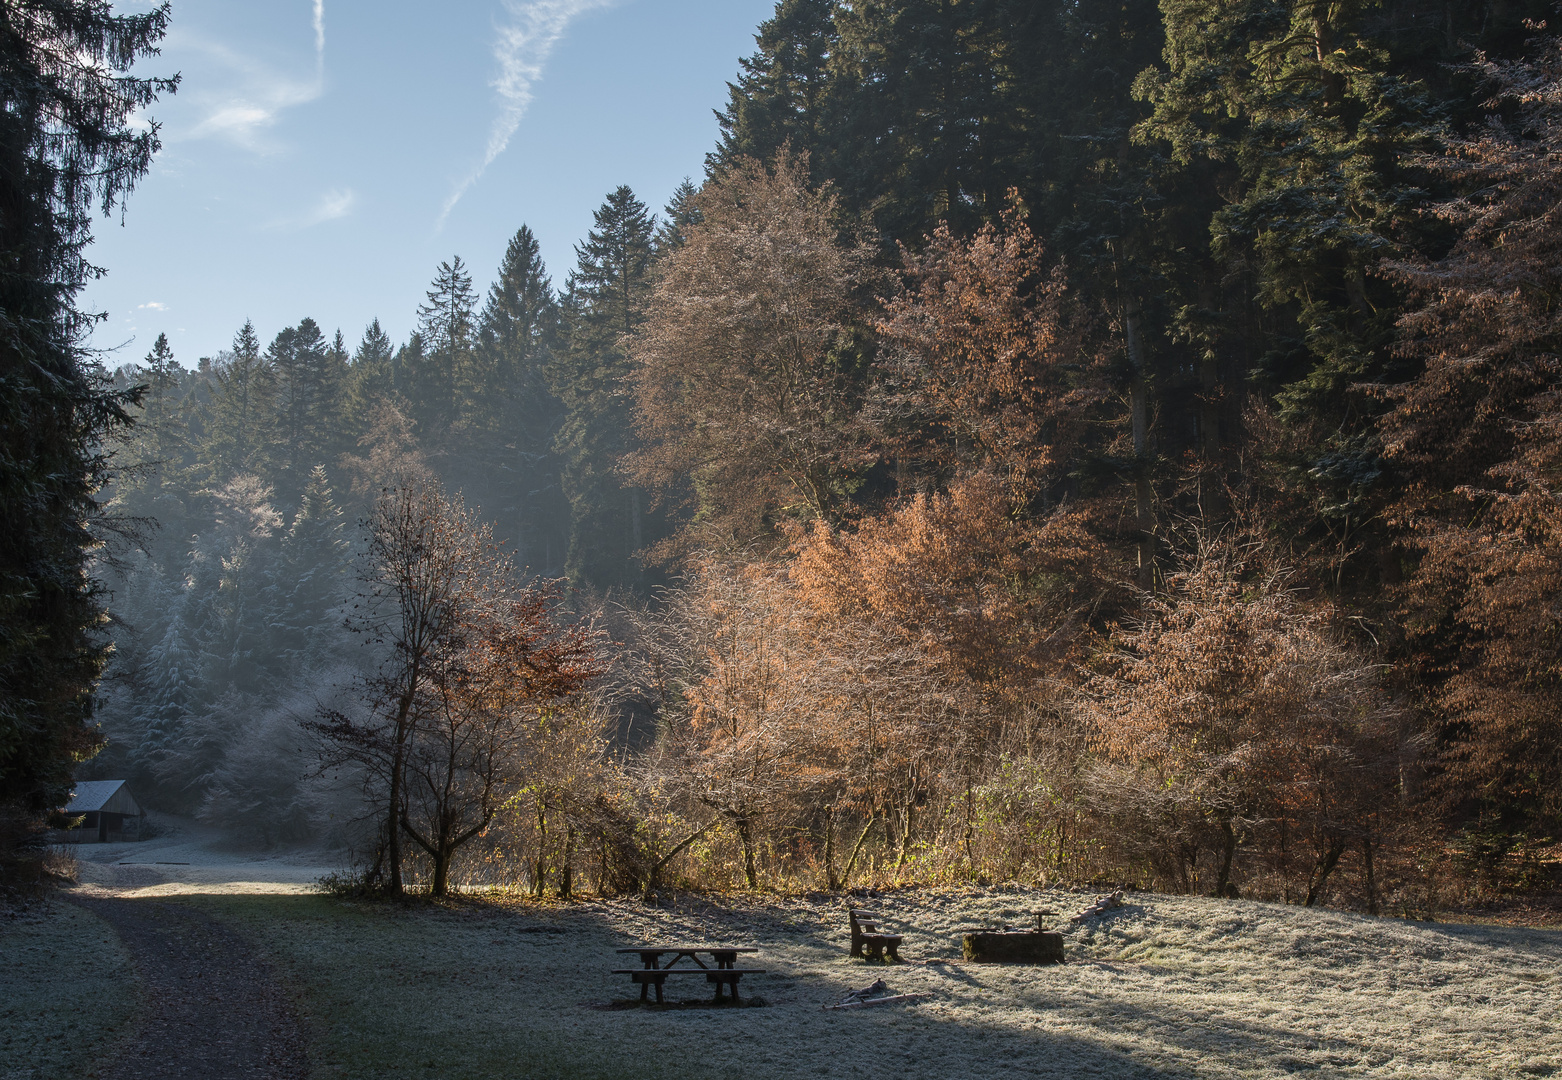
[
  {"xmin": 552, "ymin": 186, "xmax": 661, "ymax": 590},
  {"xmin": 0, "ymin": 1, "xmax": 176, "ymax": 816}
]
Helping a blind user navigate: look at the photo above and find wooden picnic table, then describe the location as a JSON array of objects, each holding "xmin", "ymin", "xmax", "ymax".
[{"xmin": 612, "ymin": 946, "xmax": 764, "ymax": 1004}]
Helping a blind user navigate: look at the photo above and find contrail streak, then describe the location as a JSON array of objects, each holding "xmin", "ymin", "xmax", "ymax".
[
  {"xmin": 313, "ymin": 0, "xmax": 325, "ymax": 70},
  {"xmin": 437, "ymin": 0, "xmax": 614, "ymax": 228}
]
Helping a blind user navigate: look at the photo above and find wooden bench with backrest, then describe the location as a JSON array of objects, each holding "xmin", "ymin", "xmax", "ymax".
[
  {"xmin": 847, "ymin": 908, "xmax": 903, "ymax": 961},
  {"xmin": 610, "ymin": 966, "xmax": 766, "ymax": 1004}
]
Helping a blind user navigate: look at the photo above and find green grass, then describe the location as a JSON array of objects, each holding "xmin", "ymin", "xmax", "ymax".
[
  {"xmin": 0, "ymin": 902, "xmax": 140, "ymax": 1080},
  {"xmin": 186, "ymin": 894, "xmax": 687, "ymax": 1080}
]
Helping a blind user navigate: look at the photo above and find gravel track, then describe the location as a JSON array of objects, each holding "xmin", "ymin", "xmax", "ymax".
[{"xmin": 69, "ymin": 897, "xmax": 307, "ymax": 1080}]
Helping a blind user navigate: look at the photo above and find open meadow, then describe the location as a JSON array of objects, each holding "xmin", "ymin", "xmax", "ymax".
[{"xmin": 4, "ymin": 832, "xmax": 1559, "ymax": 1080}]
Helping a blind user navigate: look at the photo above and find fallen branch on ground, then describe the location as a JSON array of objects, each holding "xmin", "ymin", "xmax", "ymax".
[
  {"xmin": 823, "ymin": 977, "xmax": 929, "ymax": 1009},
  {"xmin": 1069, "ymin": 889, "xmax": 1126, "ymax": 925},
  {"xmin": 822, "ymin": 993, "xmax": 929, "ymax": 1010}
]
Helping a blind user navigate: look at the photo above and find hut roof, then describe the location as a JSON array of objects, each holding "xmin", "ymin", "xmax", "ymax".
[{"xmin": 65, "ymin": 780, "xmax": 142, "ymax": 816}]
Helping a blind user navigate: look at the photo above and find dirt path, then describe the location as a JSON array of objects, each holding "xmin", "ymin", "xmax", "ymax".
[{"xmin": 70, "ymin": 896, "xmax": 308, "ymax": 1080}]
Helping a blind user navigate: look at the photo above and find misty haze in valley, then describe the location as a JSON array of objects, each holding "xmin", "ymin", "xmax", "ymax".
[{"xmin": 12, "ymin": 0, "xmax": 1562, "ymax": 916}]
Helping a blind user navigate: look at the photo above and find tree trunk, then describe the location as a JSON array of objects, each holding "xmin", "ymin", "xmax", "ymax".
[
  {"xmin": 365, "ymin": 829, "xmax": 386, "ymax": 887},
  {"xmin": 1199, "ymin": 345, "xmax": 1225, "ymax": 522},
  {"xmin": 841, "ymin": 813, "xmax": 877, "ymax": 889},
  {"xmin": 1362, "ymin": 835, "xmax": 1379, "ymax": 916},
  {"xmin": 386, "ymin": 678, "xmax": 417, "ymax": 896},
  {"xmin": 386, "ymin": 750, "xmax": 404, "ymax": 894},
  {"xmin": 1124, "ymin": 297, "xmax": 1155, "ymax": 589},
  {"xmin": 1054, "ymin": 819, "xmax": 1067, "ymax": 882},
  {"xmin": 1306, "ymin": 835, "xmax": 1347, "ymax": 906},
  {"xmin": 432, "ymin": 848, "xmax": 451, "ymax": 897},
  {"xmin": 1214, "ymin": 819, "xmax": 1238, "ymax": 898},
  {"xmin": 822, "ymin": 807, "xmax": 841, "ymax": 891},
  {"xmin": 533, "ymin": 797, "xmax": 547, "ymax": 897},
  {"xmin": 738, "ymin": 817, "xmax": 757, "ymax": 889},
  {"xmin": 561, "ymin": 824, "xmax": 575, "ymax": 899},
  {"xmin": 963, "ymin": 782, "xmax": 976, "ymax": 870},
  {"xmin": 896, "ymin": 792, "xmax": 915, "ymax": 869}
]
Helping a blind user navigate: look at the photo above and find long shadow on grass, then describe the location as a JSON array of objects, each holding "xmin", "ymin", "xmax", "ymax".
[
  {"xmin": 1408, "ymin": 919, "xmax": 1562, "ymax": 954},
  {"xmin": 1013, "ymin": 973, "xmax": 1383, "ymax": 1074},
  {"xmin": 153, "ymin": 892, "xmax": 1211, "ymax": 1080}
]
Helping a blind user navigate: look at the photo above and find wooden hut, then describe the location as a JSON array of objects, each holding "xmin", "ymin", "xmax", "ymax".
[{"xmin": 62, "ymin": 780, "xmax": 146, "ymax": 842}]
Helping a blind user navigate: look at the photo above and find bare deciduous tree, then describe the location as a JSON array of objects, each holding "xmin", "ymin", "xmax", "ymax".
[{"xmin": 313, "ymin": 482, "xmax": 599, "ymax": 896}]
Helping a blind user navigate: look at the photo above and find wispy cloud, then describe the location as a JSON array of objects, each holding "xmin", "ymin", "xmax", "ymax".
[
  {"xmin": 309, "ymin": 187, "xmax": 356, "ymax": 223},
  {"xmin": 266, "ymin": 187, "xmax": 357, "ymax": 231},
  {"xmin": 438, "ymin": 0, "xmax": 615, "ymax": 228},
  {"xmin": 138, "ymin": 301, "xmax": 168, "ymax": 312},
  {"xmin": 173, "ymin": 4, "xmax": 328, "ymax": 153}
]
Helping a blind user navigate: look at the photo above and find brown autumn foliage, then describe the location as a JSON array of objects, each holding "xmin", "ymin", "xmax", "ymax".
[
  {"xmin": 1381, "ymin": 32, "xmax": 1562, "ymax": 838},
  {"xmin": 875, "ymin": 196, "xmax": 1105, "ymax": 490},
  {"xmin": 788, "ymin": 471, "xmax": 1118, "ymax": 689},
  {"xmin": 1079, "ymin": 537, "xmax": 1407, "ymax": 906},
  {"xmin": 627, "ymin": 150, "xmax": 878, "ymax": 557},
  {"xmin": 643, "ymin": 560, "xmax": 982, "ymax": 890}
]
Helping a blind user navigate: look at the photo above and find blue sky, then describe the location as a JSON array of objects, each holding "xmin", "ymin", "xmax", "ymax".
[{"xmin": 86, "ymin": 0, "xmax": 776, "ymax": 367}]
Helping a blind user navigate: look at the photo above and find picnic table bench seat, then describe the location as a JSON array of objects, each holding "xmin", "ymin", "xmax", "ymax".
[
  {"xmin": 611, "ymin": 967, "xmax": 767, "ymax": 1004},
  {"xmin": 848, "ymin": 909, "xmax": 903, "ymax": 961},
  {"xmin": 611, "ymin": 948, "xmax": 766, "ymax": 1004}
]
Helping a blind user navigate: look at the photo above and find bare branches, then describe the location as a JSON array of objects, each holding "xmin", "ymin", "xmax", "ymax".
[{"xmin": 314, "ymin": 480, "xmax": 601, "ymax": 896}]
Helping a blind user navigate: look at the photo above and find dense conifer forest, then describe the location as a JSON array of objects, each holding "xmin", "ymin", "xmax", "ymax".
[{"xmin": 7, "ymin": 0, "xmax": 1562, "ymax": 910}]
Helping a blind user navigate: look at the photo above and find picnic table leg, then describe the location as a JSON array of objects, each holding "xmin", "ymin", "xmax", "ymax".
[{"xmin": 640, "ymin": 979, "xmax": 650, "ymax": 1003}]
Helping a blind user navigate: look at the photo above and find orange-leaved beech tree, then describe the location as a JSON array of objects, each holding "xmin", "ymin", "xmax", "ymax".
[
  {"xmin": 627, "ymin": 149, "xmax": 878, "ymax": 557},
  {"xmin": 789, "ymin": 472, "xmax": 1117, "ymax": 690},
  {"xmin": 1380, "ymin": 30, "xmax": 1562, "ymax": 842},
  {"xmin": 1078, "ymin": 538, "xmax": 1405, "ymax": 905},
  {"xmin": 649, "ymin": 560, "xmax": 980, "ymax": 891},
  {"xmin": 875, "ymin": 195, "xmax": 1106, "ymax": 495},
  {"xmin": 611, "ymin": 556, "xmax": 966, "ymax": 891},
  {"xmin": 313, "ymin": 481, "xmax": 601, "ymax": 896}
]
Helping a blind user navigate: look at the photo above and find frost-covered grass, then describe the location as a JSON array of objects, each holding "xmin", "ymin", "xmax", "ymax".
[
  {"xmin": 0, "ymin": 902, "xmax": 139, "ymax": 1080},
  {"xmin": 185, "ymin": 886, "xmax": 1560, "ymax": 1080}
]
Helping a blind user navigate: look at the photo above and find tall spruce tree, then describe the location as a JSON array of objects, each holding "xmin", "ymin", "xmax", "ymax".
[
  {"xmin": 713, "ymin": 0, "xmax": 839, "ymax": 179},
  {"xmin": 263, "ymin": 317, "xmax": 342, "ymax": 499},
  {"xmin": 276, "ymin": 465, "xmax": 350, "ymax": 666},
  {"xmin": 475, "ymin": 226, "xmax": 556, "ymax": 430},
  {"xmin": 413, "ymin": 257, "xmax": 477, "ymax": 436},
  {"xmin": 341, "ymin": 318, "xmax": 395, "ymax": 436},
  {"xmin": 830, "ymin": 0, "xmax": 1006, "ymax": 237},
  {"xmin": 202, "ymin": 320, "xmax": 273, "ymax": 484},
  {"xmin": 553, "ymin": 186, "xmax": 658, "ymax": 590},
  {"xmin": 470, "ymin": 226, "xmax": 567, "ymax": 571},
  {"xmin": 655, "ymin": 179, "xmax": 704, "ymax": 254},
  {"xmin": 1129, "ymin": 0, "xmax": 1447, "ymax": 589},
  {"xmin": 0, "ymin": 1, "xmax": 177, "ymax": 816},
  {"xmin": 135, "ymin": 333, "xmax": 190, "ymax": 486}
]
